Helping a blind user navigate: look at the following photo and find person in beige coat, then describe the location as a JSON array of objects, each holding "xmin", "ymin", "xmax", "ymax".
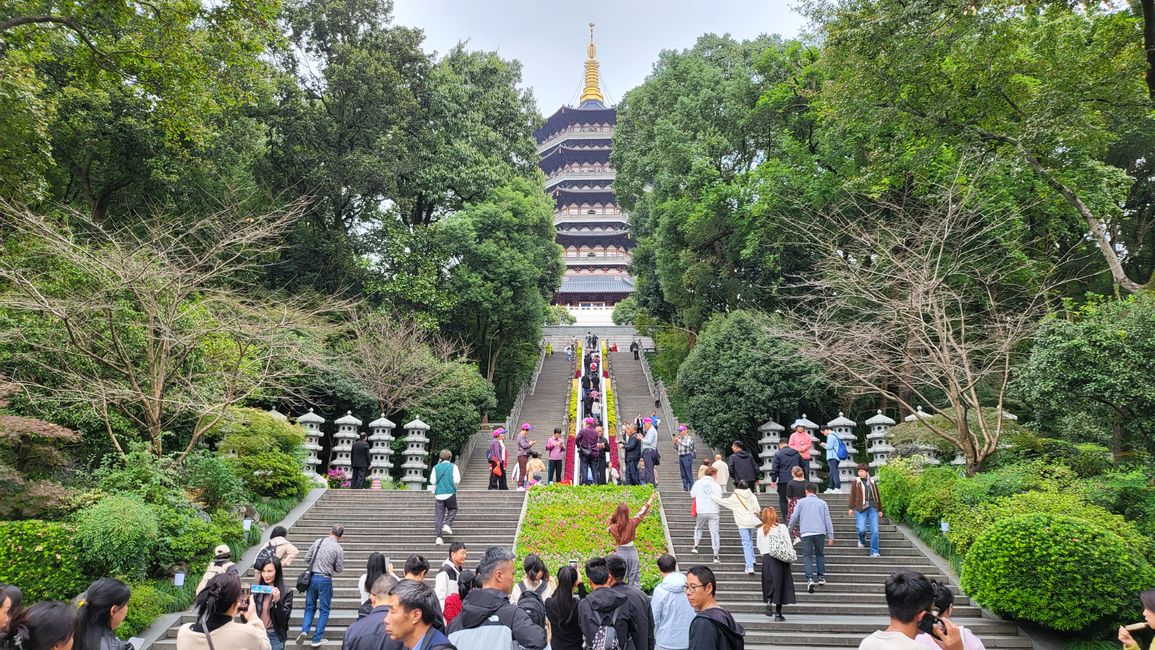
[
  {"xmin": 177, "ymin": 573, "xmax": 271, "ymax": 650},
  {"xmin": 711, "ymin": 480, "xmax": 761, "ymax": 574}
]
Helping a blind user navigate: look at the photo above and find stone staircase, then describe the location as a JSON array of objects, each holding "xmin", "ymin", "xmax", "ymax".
[
  {"xmin": 657, "ymin": 478, "xmax": 1030, "ymax": 648},
  {"xmin": 607, "ymin": 350, "xmax": 657, "ymax": 432},
  {"xmin": 459, "ymin": 352, "xmax": 575, "ymax": 490},
  {"xmin": 148, "ymin": 489, "xmax": 525, "ymax": 648}
]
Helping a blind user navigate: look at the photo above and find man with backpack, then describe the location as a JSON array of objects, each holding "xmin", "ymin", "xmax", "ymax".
[
  {"xmin": 606, "ymin": 554, "xmax": 654, "ymax": 650},
  {"xmin": 435, "ymin": 543, "xmax": 468, "ymax": 609},
  {"xmin": 848, "ymin": 464, "xmax": 884, "ymax": 558},
  {"xmin": 578, "ymin": 557, "xmax": 630, "ymax": 650},
  {"xmin": 447, "ymin": 546, "xmax": 546, "ymax": 650},
  {"xmin": 194, "ymin": 544, "xmax": 238, "ymax": 595},
  {"xmin": 818, "ymin": 426, "xmax": 845, "ymax": 493}
]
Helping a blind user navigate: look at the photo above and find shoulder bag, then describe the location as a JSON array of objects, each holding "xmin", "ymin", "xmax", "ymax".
[
  {"xmin": 295, "ymin": 539, "xmax": 321, "ymax": 593},
  {"xmin": 764, "ymin": 525, "xmax": 797, "ymax": 563}
]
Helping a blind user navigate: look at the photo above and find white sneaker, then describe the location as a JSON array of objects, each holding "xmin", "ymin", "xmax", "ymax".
[
  {"xmin": 691, "ymin": 546, "xmax": 699, "ymax": 554},
  {"xmin": 857, "ymin": 541, "xmax": 865, "ymax": 549},
  {"xmin": 517, "ymin": 487, "xmax": 526, "ymax": 491},
  {"xmin": 311, "ymin": 641, "xmax": 330, "ymax": 648},
  {"xmin": 713, "ymin": 555, "xmax": 720, "ymax": 563},
  {"xmin": 807, "ymin": 580, "xmax": 815, "ymax": 593},
  {"xmin": 442, "ymin": 525, "xmax": 453, "ymax": 534},
  {"xmin": 435, "ymin": 537, "xmax": 443, "ymax": 545},
  {"xmin": 296, "ymin": 632, "xmax": 308, "ymax": 645},
  {"xmin": 745, "ymin": 568, "xmax": 755, "ymax": 575},
  {"xmin": 792, "ymin": 537, "xmax": 801, "ymax": 546}
]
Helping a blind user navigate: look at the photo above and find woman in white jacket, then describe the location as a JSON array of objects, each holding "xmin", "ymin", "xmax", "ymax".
[
  {"xmin": 711, "ymin": 479, "xmax": 761, "ymax": 574},
  {"xmin": 756, "ymin": 507, "xmax": 796, "ymax": 621},
  {"xmin": 690, "ymin": 467, "xmax": 723, "ymax": 563}
]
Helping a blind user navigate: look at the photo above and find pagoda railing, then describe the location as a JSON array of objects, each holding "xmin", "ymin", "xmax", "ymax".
[{"xmin": 537, "ymin": 126, "xmax": 614, "ymax": 153}]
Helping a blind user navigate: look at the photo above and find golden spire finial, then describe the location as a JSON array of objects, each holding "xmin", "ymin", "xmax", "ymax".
[{"xmin": 580, "ymin": 22, "xmax": 604, "ymax": 104}]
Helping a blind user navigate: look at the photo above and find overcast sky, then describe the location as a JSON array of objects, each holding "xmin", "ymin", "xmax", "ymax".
[{"xmin": 392, "ymin": 1, "xmax": 808, "ymax": 115}]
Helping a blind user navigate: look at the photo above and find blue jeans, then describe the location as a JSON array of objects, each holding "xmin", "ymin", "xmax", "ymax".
[
  {"xmin": 267, "ymin": 631, "xmax": 285, "ymax": 650},
  {"xmin": 827, "ymin": 459, "xmax": 842, "ymax": 490},
  {"xmin": 678, "ymin": 453, "xmax": 694, "ymax": 490},
  {"xmin": 301, "ymin": 574, "xmax": 333, "ymax": 642},
  {"xmin": 738, "ymin": 527, "xmax": 756, "ymax": 571},
  {"xmin": 800, "ymin": 534, "xmax": 826, "ymax": 580},
  {"xmin": 856, "ymin": 506, "xmax": 880, "ymax": 555}
]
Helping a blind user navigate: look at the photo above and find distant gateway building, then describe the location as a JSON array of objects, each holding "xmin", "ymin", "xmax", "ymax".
[{"xmin": 536, "ymin": 24, "xmax": 633, "ymax": 313}]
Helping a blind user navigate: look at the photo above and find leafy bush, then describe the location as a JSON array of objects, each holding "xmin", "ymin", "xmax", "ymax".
[
  {"xmin": 75, "ymin": 494, "xmax": 160, "ymax": 581},
  {"xmin": 182, "ymin": 451, "xmax": 245, "ymax": 510},
  {"xmin": 906, "ymin": 466, "xmax": 961, "ymax": 526},
  {"xmin": 517, "ymin": 484, "xmax": 667, "ymax": 591},
  {"xmin": 94, "ymin": 443, "xmax": 183, "ymax": 506},
  {"xmin": 878, "ymin": 458, "xmax": 919, "ymax": 521},
  {"xmin": 1069, "ymin": 444, "xmax": 1113, "ymax": 479},
  {"xmin": 213, "ymin": 407, "xmax": 305, "ymax": 455},
  {"xmin": 1079, "ymin": 469, "xmax": 1155, "ymax": 539},
  {"xmin": 961, "ymin": 513, "xmax": 1155, "ymax": 632},
  {"xmin": 118, "ymin": 583, "xmax": 167, "ymax": 638},
  {"xmin": 237, "ymin": 451, "xmax": 310, "ymax": 498},
  {"xmin": 0, "ymin": 520, "xmax": 90, "ymax": 601},
  {"xmin": 152, "ymin": 504, "xmax": 219, "ymax": 572}
]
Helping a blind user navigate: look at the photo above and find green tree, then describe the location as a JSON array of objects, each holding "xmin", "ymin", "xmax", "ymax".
[
  {"xmin": 1015, "ymin": 295, "xmax": 1155, "ymax": 462},
  {"xmin": 443, "ymin": 179, "xmax": 564, "ymax": 401},
  {"xmin": 676, "ymin": 310, "xmax": 824, "ymax": 450}
]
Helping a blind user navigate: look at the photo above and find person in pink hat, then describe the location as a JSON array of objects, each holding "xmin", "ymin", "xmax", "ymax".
[
  {"xmin": 487, "ymin": 428, "xmax": 508, "ymax": 490},
  {"xmin": 515, "ymin": 423, "xmax": 536, "ymax": 491}
]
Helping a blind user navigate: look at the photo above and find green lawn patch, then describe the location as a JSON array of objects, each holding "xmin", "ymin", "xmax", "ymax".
[{"xmin": 516, "ymin": 484, "xmax": 667, "ymax": 591}]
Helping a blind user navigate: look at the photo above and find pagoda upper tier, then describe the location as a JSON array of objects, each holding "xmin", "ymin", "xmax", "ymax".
[{"xmin": 537, "ymin": 23, "xmax": 633, "ymax": 308}]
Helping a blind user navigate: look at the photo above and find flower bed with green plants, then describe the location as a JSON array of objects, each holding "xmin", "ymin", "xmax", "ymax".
[
  {"xmin": 879, "ymin": 438, "xmax": 1155, "ymax": 646},
  {"xmin": 516, "ymin": 484, "xmax": 667, "ymax": 591}
]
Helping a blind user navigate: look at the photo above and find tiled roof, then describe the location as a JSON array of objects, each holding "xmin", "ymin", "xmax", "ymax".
[
  {"xmin": 556, "ymin": 275, "xmax": 635, "ymax": 294},
  {"xmin": 536, "ymin": 105, "xmax": 617, "ymax": 142}
]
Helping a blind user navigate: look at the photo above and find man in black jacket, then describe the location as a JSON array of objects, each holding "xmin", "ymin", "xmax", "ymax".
[
  {"xmin": 577, "ymin": 557, "xmax": 631, "ymax": 648},
  {"xmin": 726, "ymin": 441, "xmax": 759, "ymax": 489},
  {"xmin": 447, "ymin": 546, "xmax": 546, "ymax": 650},
  {"xmin": 344, "ymin": 574, "xmax": 402, "ymax": 650},
  {"xmin": 769, "ymin": 441, "xmax": 805, "ymax": 522},
  {"xmin": 351, "ymin": 432, "xmax": 371, "ymax": 489},
  {"xmin": 622, "ymin": 424, "xmax": 642, "ymax": 486},
  {"xmin": 607, "ymin": 554, "xmax": 654, "ymax": 650}
]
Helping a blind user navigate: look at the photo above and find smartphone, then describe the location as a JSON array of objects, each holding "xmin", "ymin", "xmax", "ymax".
[
  {"xmin": 569, "ymin": 559, "xmax": 578, "ymax": 567},
  {"xmin": 916, "ymin": 611, "xmax": 942, "ymax": 639},
  {"xmin": 251, "ymin": 584, "xmax": 274, "ymax": 594}
]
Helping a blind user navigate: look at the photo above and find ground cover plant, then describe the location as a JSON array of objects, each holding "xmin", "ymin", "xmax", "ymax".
[{"xmin": 516, "ymin": 484, "xmax": 666, "ymax": 591}]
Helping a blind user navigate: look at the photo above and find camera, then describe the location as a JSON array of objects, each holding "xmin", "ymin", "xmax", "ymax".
[{"xmin": 916, "ymin": 610, "xmax": 943, "ymax": 639}]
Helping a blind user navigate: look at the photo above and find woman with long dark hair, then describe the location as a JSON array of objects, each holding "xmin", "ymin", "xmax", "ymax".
[
  {"xmin": 1, "ymin": 586, "xmax": 22, "ymax": 633},
  {"xmin": 0, "ymin": 601, "xmax": 78, "ymax": 650},
  {"xmin": 254, "ymin": 557, "xmax": 293, "ymax": 650},
  {"xmin": 544, "ymin": 565, "xmax": 583, "ymax": 650},
  {"xmin": 176, "ymin": 573, "xmax": 270, "ymax": 650},
  {"xmin": 76, "ymin": 578, "xmax": 131, "ymax": 650},
  {"xmin": 357, "ymin": 552, "xmax": 394, "ymax": 604},
  {"xmin": 607, "ymin": 493, "xmax": 655, "ymax": 586}
]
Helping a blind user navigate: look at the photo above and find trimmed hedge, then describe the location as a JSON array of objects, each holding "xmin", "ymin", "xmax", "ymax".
[
  {"xmin": 961, "ymin": 513, "xmax": 1154, "ymax": 631},
  {"xmin": 0, "ymin": 520, "xmax": 89, "ymax": 602},
  {"xmin": 517, "ymin": 484, "xmax": 666, "ymax": 591}
]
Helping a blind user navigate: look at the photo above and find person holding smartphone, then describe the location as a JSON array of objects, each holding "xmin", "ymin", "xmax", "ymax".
[
  {"xmin": 176, "ymin": 573, "xmax": 271, "ymax": 649},
  {"xmin": 254, "ymin": 557, "xmax": 294, "ymax": 650},
  {"xmin": 857, "ymin": 571, "xmax": 963, "ymax": 650}
]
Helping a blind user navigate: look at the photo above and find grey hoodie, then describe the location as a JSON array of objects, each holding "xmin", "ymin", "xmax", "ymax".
[{"xmin": 651, "ymin": 572, "xmax": 695, "ymax": 650}]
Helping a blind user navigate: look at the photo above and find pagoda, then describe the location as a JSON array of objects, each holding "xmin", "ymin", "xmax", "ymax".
[{"xmin": 536, "ymin": 24, "xmax": 634, "ymax": 315}]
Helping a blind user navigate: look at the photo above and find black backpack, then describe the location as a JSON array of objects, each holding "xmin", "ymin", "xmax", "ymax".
[
  {"xmin": 254, "ymin": 540, "xmax": 278, "ymax": 568},
  {"xmin": 587, "ymin": 608, "xmax": 622, "ymax": 650},
  {"xmin": 517, "ymin": 584, "xmax": 547, "ymax": 631}
]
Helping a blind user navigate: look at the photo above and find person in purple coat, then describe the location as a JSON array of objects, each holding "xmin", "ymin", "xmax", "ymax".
[
  {"xmin": 487, "ymin": 428, "xmax": 508, "ymax": 490},
  {"xmin": 577, "ymin": 417, "xmax": 599, "ymax": 486}
]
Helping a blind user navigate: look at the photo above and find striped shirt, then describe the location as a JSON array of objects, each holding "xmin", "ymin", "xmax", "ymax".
[{"xmin": 304, "ymin": 536, "xmax": 345, "ymax": 577}]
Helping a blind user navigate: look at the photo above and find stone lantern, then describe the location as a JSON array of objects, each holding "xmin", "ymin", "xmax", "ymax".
[
  {"xmin": 827, "ymin": 412, "xmax": 859, "ymax": 485},
  {"xmin": 331, "ymin": 411, "xmax": 362, "ymax": 478},
  {"xmin": 368, "ymin": 414, "xmax": 396, "ymax": 484},
  {"xmin": 297, "ymin": 409, "xmax": 326, "ymax": 474},
  {"xmin": 865, "ymin": 410, "xmax": 896, "ymax": 469},
  {"xmin": 757, "ymin": 419, "xmax": 785, "ymax": 487},
  {"xmin": 401, "ymin": 417, "xmax": 431, "ymax": 490},
  {"xmin": 904, "ymin": 406, "xmax": 940, "ymax": 465},
  {"xmin": 790, "ymin": 415, "xmax": 822, "ymax": 483}
]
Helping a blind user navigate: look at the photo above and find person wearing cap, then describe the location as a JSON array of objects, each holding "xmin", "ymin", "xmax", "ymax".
[
  {"xmin": 195, "ymin": 544, "xmax": 239, "ymax": 595},
  {"xmin": 674, "ymin": 425, "xmax": 696, "ymax": 491},
  {"xmin": 487, "ymin": 428, "xmax": 509, "ymax": 490},
  {"xmin": 577, "ymin": 416, "xmax": 600, "ymax": 485},
  {"xmin": 640, "ymin": 417, "xmax": 658, "ymax": 485},
  {"xmin": 818, "ymin": 425, "xmax": 842, "ymax": 493},
  {"xmin": 848, "ymin": 464, "xmax": 884, "ymax": 557},
  {"xmin": 516, "ymin": 423, "xmax": 536, "ymax": 491},
  {"xmin": 545, "ymin": 428, "xmax": 565, "ymax": 484}
]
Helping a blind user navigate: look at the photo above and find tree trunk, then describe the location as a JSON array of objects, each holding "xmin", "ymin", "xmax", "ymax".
[{"xmin": 1142, "ymin": 0, "xmax": 1155, "ymax": 100}]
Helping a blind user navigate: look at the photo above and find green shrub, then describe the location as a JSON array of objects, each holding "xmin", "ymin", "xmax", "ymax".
[
  {"xmin": 961, "ymin": 513, "xmax": 1155, "ymax": 632},
  {"xmin": 76, "ymin": 494, "xmax": 160, "ymax": 581},
  {"xmin": 878, "ymin": 459, "xmax": 918, "ymax": 521},
  {"xmin": 95, "ymin": 443, "xmax": 184, "ymax": 506},
  {"xmin": 235, "ymin": 451, "xmax": 309, "ymax": 499},
  {"xmin": 517, "ymin": 484, "xmax": 667, "ymax": 592},
  {"xmin": 214, "ymin": 407, "xmax": 305, "ymax": 456},
  {"xmin": 182, "ymin": 451, "xmax": 245, "ymax": 510},
  {"xmin": 152, "ymin": 504, "xmax": 219, "ymax": 572},
  {"xmin": 1069, "ymin": 444, "xmax": 1113, "ymax": 479},
  {"xmin": 1079, "ymin": 469, "xmax": 1155, "ymax": 538},
  {"xmin": 0, "ymin": 520, "xmax": 90, "ymax": 601},
  {"xmin": 118, "ymin": 583, "xmax": 167, "ymax": 638},
  {"xmin": 906, "ymin": 466, "xmax": 961, "ymax": 526}
]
